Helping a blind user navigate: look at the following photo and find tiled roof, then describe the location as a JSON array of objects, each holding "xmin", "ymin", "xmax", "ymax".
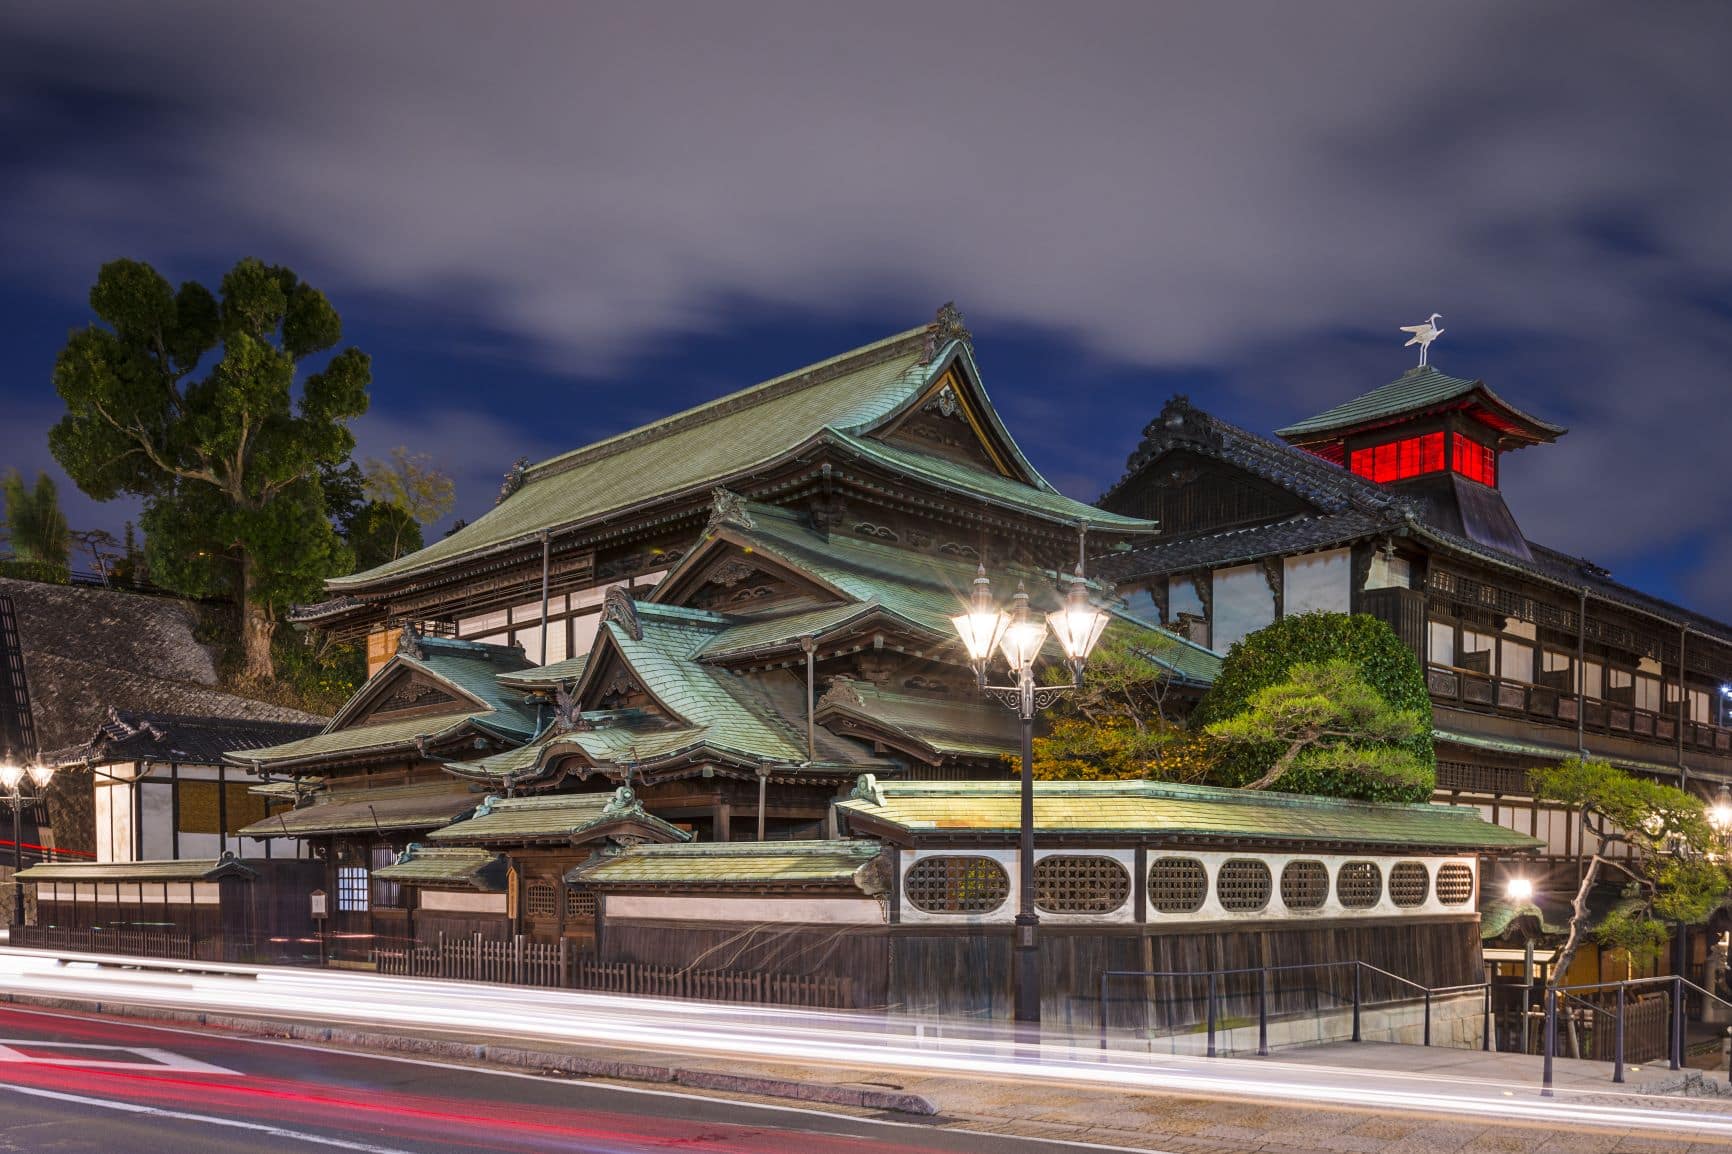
[
  {"xmin": 1100, "ymin": 511, "xmax": 1388, "ymax": 581},
  {"xmin": 837, "ymin": 778, "xmax": 1542, "ymax": 851},
  {"xmin": 496, "ymin": 654, "xmax": 589, "ymax": 689},
  {"xmin": 236, "ymin": 782, "xmax": 482, "ymax": 838},
  {"xmin": 18, "ymin": 855, "xmax": 255, "ymax": 883},
  {"xmin": 1432, "ymin": 727, "xmax": 1683, "ymax": 778},
  {"xmin": 49, "ymin": 708, "xmax": 323, "ymax": 770},
  {"xmin": 427, "ymin": 788, "xmax": 690, "ymax": 845},
  {"xmin": 1274, "ymin": 365, "xmax": 1566, "ymax": 442},
  {"xmin": 374, "ymin": 845, "xmax": 508, "ymax": 891},
  {"xmin": 570, "ymin": 839, "xmax": 883, "ymax": 888},
  {"xmin": 230, "ymin": 712, "xmax": 507, "ymax": 770},
  {"xmin": 815, "ymin": 679, "xmax": 1019, "ymax": 762}
]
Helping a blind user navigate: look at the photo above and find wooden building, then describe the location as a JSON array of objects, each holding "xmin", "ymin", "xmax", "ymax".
[{"xmin": 1098, "ymin": 366, "xmax": 1732, "ymax": 985}]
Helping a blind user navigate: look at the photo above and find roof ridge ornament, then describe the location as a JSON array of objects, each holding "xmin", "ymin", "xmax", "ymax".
[
  {"xmin": 1399, "ymin": 313, "xmax": 1444, "ymax": 367},
  {"xmin": 922, "ymin": 301, "xmax": 972, "ymax": 363},
  {"xmin": 705, "ymin": 487, "xmax": 756, "ymax": 533},
  {"xmin": 600, "ymin": 784, "xmax": 638, "ymax": 818},
  {"xmin": 397, "ymin": 621, "xmax": 426, "ymax": 661},
  {"xmin": 496, "ymin": 456, "xmax": 531, "ymax": 505},
  {"xmin": 849, "ymin": 772, "xmax": 884, "ymax": 806},
  {"xmin": 603, "ymin": 585, "xmax": 644, "ymax": 641}
]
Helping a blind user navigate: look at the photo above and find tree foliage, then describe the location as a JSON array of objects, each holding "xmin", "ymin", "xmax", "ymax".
[
  {"xmin": 1203, "ymin": 659, "xmax": 1429, "ymax": 793},
  {"xmin": 0, "ymin": 470, "xmax": 71, "ymax": 583},
  {"xmin": 1194, "ymin": 612, "xmax": 1435, "ymax": 801},
  {"xmin": 48, "ymin": 258, "xmax": 370, "ymax": 680},
  {"xmin": 363, "ymin": 448, "xmax": 454, "ymax": 535},
  {"xmin": 1033, "ymin": 623, "xmax": 1220, "ymax": 781},
  {"xmin": 1530, "ymin": 758, "xmax": 1728, "ymax": 964}
]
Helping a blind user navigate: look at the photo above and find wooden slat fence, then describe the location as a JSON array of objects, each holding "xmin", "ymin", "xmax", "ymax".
[
  {"xmin": 575, "ymin": 959, "xmax": 849, "ymax": 1008},
  {"xmin": 12, "ymin": 925, "xmax": 219, "ymax": 961},
  {"xmin": 374, "ymin": 933, "xmax": 570, "ymax": 987}
]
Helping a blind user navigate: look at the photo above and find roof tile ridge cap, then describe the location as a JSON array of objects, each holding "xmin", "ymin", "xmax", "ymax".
[{"xmin": 524, "ymin": 328, "xmax": 929, "ymax": 486}]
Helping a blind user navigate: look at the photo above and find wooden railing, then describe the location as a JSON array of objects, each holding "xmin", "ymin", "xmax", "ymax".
[
  {"xmin": 371, "ymin": 933, "xmax": 850, "ymax": 1008},
  {"xmin": 574, "ymin": 959, "xmax": 849, "ymax": 1008},
  {"xmin": 11, "ymin": 925, "xmax": 219, "ymax": 961},
  {"xmin": 374, "ymin": 933, "xmax": 570, "ymax": 987}
]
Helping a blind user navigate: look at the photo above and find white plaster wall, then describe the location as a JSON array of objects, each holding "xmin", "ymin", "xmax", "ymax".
[
  {"xmin": 1212, "ymin": 564, "xmax": 1276, "ymax": 653},
  {"xmin": 1284, "ymin": 548, "xmax": 1352, "ymax": 614}
]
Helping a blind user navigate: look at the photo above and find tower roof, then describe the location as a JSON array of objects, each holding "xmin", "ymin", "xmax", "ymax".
[{"xmin": 1275, "ymin": 365, "xmax": 1566, "ymax": 454}]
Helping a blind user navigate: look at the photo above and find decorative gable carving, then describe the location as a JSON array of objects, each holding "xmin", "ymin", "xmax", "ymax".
[
  {"xmin": 355, "ymin": 670, "xmax": 462, "ymax": 723},
  {"xmin": 603, "ymin": 586, "xmax": 644, "ymax": 641}
]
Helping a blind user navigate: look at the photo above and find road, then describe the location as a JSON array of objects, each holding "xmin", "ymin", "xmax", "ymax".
[{"xmin": 0, "ymin": 1003, "xmax": 1120, "ymax": 1154}]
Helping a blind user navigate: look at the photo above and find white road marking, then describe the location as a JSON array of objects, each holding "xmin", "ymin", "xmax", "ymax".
[
  {"xmin": 0, "ymin": 1038, "xmax": 242, "ymax": 1075},
  {"xmin": 0, "ymin": 1080, "xmax": 424, "ymax": 1154}
]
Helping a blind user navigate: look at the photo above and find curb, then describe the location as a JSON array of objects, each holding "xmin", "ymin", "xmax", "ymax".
[{"xmin": 0, "ymin": 992, "xmax": 937, "ymax": 1116}]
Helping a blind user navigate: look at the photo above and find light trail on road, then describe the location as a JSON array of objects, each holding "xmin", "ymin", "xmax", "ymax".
[{"xmin": 0, "ymin": 946, "xmax": 1722, "ymax": 1142}]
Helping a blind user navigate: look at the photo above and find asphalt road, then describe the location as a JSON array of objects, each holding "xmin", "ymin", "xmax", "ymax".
[{"xmin": 0, "ymin": 1005, "xmax": 1142, "ymax": 1154}]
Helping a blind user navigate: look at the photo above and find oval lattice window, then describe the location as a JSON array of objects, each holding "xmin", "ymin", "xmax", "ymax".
[
  {"xmin": 1216, "ymin": 859, "xmax": 1273, "ymax": 912},
  {"xmin": 1434, "ymin": 862, "xmax": 1474, "ymax": 906},
  {"xmin": 904, "ymin": 856, "xmax": 1010, "ymax": 914},
  {"xmin": 1147, "ymin": 857, "xmax": 1208, "ymax": 914},
  {"xmin": 1388, "ymin": 862, "xmax": 1430, "ymax": 908},
  {"xmin": 1034, "ymin": 855, "xmax": 1131, "ymax": 914},
  {"xmin": 1336, "ymin": 861, "xmax": 1382, "ymax": 909},
  {"xmin": 524, "ymin": 880, "xmax": 558, "ymax": 919},
  {"xmin": 1280, "ymin": 860, "xmax": 1329, "ymax": 910}
]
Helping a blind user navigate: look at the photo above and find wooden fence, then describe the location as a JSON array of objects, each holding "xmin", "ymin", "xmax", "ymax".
[
  {"xmin": 12, "ymin": 925, "xmax": 220, "ymax": 962},
  {"xmin": 372, "ymin": 933, "xmax": 849, "ymax": 1008},
  {"xmin": 375, "ymin": 933, "xmax": 569, "ymax": 987}
]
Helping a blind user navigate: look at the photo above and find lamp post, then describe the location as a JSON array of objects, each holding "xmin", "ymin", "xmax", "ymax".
[
  {"xmin": 951, "ymin": 563, "xmax": 1109, "ymax": 1026},
  {"xmin": 0, "ymin": 758, "xmax": 54, "ymax": 927}
]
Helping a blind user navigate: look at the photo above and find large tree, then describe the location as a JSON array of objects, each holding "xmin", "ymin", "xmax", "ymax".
[
  {"xmin": 49, "ymin": 258, "xmax": 370, "ymax": 681},
  {"xmin": 360, "ymin": 446, "xmax": 455, "ymax": 564}
]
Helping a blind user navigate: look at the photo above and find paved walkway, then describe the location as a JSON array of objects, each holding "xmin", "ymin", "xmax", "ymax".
[{"xmin": 1265, "ymin": 1039, "xmax": 1722, "ymax": 1099}]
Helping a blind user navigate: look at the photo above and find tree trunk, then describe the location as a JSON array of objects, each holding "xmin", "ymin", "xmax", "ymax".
[
  {"xmin": 1550, "ymin": 854, "xmax": 1606, "ymax": 992},
  {"xmin": 238, "ymin": 553, "xmax": 276, "ymax": 683}
]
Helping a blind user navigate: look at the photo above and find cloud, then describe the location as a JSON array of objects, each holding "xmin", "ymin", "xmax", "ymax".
[{"xmin": 1, "ymin": 2, "xmax": 1730, "ymax": 608}]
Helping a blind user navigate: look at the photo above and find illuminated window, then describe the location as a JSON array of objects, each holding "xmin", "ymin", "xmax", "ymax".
[
  {"xmin": 1452, "ymin": 433, "xmax": 1497, "ymax": 486},
  {"xmin": 336, "ymin": 866, "xmax": 370, "ymax": 912},
  {"xmin": 1349, "ymin": 431, "xmax": 1445, "ymax": 483}
]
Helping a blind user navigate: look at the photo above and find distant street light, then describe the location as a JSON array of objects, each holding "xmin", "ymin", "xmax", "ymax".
[
  {"xmin": 0, "ymin": 758, "xmax": 55, "ymax": 927},
  {"xmin": 1505, "ymin": 876, "xmax": 1535, "ymax": 903},
  {"xmin": 952, "ymin": 561, "xmax": 1109, "ymax": 1027}
]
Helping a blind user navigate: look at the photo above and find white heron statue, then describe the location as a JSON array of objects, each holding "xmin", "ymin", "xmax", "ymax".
[{"xmin": 1400, "ymin": 313, "xmax": 1444, "ymax": 367}]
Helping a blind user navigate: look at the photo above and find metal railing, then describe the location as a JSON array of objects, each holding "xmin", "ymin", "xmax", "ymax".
[
  {"xmin": 1098, "ymin": 960, "xmax": 1491, "ymax": 1057},
  {"xmin": 1540, "ymin": 974, "xmax": 1732, "ymax": 1095}
]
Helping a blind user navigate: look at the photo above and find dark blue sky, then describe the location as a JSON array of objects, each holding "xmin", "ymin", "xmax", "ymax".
[{"xmin": 2, "ymin": 3, "xmax": 1729, "ymax": 615}]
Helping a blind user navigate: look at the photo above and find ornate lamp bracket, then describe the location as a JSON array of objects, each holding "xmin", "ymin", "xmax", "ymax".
[{"xmin": 983, "ymin": 681, "xmax": 1073, "ymax": 718}]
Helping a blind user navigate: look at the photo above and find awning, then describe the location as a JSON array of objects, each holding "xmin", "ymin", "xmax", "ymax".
[
  {"xmin": 238, "ymin": 784, "xmax": 482, "ymax": 839},
  {"xmin": 17, "ymin": 855, "xmax": 255, "ymax": 883},
  {"xmin": 375, "ymin": 845, "xmax": 507, "ymax": 891}
]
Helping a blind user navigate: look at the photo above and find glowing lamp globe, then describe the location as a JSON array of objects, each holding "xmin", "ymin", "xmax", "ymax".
[
  {"xmin": 950, "ymin": 566, "xmax": 1008, "ymax": 666},
  {"xmin": 1504, "ymin": 877, "xmax": 1534, "ymax": 902},
  {"xmin": 995, "ymin": 583, "xmax": 1047, "ymax": 673},
  {"xmin": 1047, "ymin": 575, "xmax": 1110, "ymax": 665},
  {"xmin": 0, "ymin": 762, "xmax": 22, "ymax": 793},
  {"xmin": 26, "ymin": 762, "xmax": 54, "ymax": 790}
]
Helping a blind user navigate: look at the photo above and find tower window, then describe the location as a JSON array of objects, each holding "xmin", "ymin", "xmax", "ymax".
[
  {"xmin": 1349, "ymin": 432, "xmax": 1444, "ymax": 483},
  {"xmin": 1452, "ymin": 433, "xmax": 1497, "ymax": 486}
]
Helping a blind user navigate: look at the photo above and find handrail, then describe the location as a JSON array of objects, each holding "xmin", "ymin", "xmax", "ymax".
[
  {"xmin": 1538, "ymin": 973, "xmax": 1728, "ymax": 1095},
  {"xmin": 1098, "ymin": 960, "xmax": 1491, "ymax": 1057}
]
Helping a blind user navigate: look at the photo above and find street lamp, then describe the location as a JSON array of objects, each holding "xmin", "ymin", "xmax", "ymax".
[
  {"xmin": 951, "ymin": 564, "xmax": 1109, "ymax": 1026},
  {"xmin": 1709, "ymin": 783, "xmax": 1732, "ymax": 833},
  {"xmin": 0, "ymin": 757, "xmax": 54, "ymax": 927},
  {"xmin": 1505, "ymin": 876, "xmax": 1534, "ymax": 903}
]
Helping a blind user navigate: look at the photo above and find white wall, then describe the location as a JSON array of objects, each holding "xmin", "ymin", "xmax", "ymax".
[
  {"xmin": 1284, "ymin": 548, "xmax": 1352, "ymax": 615},
  {"xmin": 1212, "ymin": 564, "xmax": 1276, "ymax": 653}
]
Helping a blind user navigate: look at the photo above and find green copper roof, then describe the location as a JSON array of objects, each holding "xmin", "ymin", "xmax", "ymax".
[
  {"xmin": 815, "ymin": 679, "xmax": 1019, "ymax": 761},
  {"xmin": 237, "ymin": 782, "xmax": 481, "ymax": 839},
  {"xmin": 19, "ymin": 856, "xmax": 255, "ymax": 883},
  {"xmin": 570, "ymin": 839, "xmax": 883, "ymax": 888},
  {"xmin": 838, "ymin": 778, "xmax": 1543, "ymax": 851},
  {"xmin": 698, "ymin": 602, "xmax": 928, "ymax": 661},
  {"xmin": 427, "ymin": 789, "xmax": 690, "ymax": 845},
  {"xmin": 375, "ymin": 845, "xmax": 508, "ymax": 891},
  {"xmin": 1432, "ymin": 728, "xmax": 1683, "ymax": 778},
  {"xmin": 1274, "ymin": 366, "xmax": 1566, "ymax": 442},
  {"xmin": 497, "ymin": 654, "xmax": 589, "ymax": 689},
  {"xmin": 231, "ymin": 712, "xmax": 507, "ymax": 770}
]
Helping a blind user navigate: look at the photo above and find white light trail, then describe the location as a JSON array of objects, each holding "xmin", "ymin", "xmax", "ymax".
[{"xmin": 0, "ymin": 947, "xmax": 1720, "ymax": 1139}]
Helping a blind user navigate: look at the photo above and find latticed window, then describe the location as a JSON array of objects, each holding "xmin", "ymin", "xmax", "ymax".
[
  {"xmin": 1280, "ymin": 860, "xmax": 1329, "ymax": 910},
  {"xmin": 1435, "ymin": 862, "xmax": 1475, "ymax": 906},
  {"xmin": 524, "ymin": 880, "xmax": 558, "ymax": 919},
  {"xmin": 1388, "ymin": 862, "xmax": 1429, "ymax": 908},
  {"xmin": 565, "ymin": 887, "xmax": 597, "ymax": 920},
  {"xmin": 904, "ymin": 856, "xmax": 1010, "ymax": 914},
  {"xmin": 336, "ymin": 866, "xmax": 370, "ymax": 912},
  {"xmin": 1147, "ymin": 857, "xmax": 1208, "ymax": 914},
  {"xmin": 1216, "ymin": 859, "xmax": 1272, "ymax": 912},
  {"xmin": 1336, "ymin": 861, "xmax": 1382, "ymax": 909},
  {"xmin": 1033, "ymin": 855, "xmax": 1130, "ymax": 914}
]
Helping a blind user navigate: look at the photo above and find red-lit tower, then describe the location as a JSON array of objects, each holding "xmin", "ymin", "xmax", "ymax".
[{"xmin": 1275, "ymin": 365, "xmax": 1566, "ymax": 561}]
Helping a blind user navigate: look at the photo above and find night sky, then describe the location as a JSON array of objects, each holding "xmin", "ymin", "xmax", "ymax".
[{"xmin": 2, "ymin": 4, "xmax": 1729, "ymax": 613}]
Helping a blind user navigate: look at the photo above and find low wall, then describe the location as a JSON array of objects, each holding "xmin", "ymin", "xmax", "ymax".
[{"xmin": 1110, "ymin": 990, "xmax": 1488, "ymax": 1056}]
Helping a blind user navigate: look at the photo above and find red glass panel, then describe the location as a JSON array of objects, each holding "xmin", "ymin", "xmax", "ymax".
[
  {"xmin": 1452, "ymin": 433, "xmax": 1497, "ymax": 486},
  {"xmin": 1420, "ymin": 431, "xmax": 1445, "ymax": 472},
  {"xmin": 1349, "ymin": 431, "xmax": 1451, "ymax": 483}
]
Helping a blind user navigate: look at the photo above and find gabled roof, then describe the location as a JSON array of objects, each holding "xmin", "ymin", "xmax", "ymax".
[
  {"xmin": 323, "ymin": 310, "xmax": 1150, "ymax": 598},
  {"xmin": 235, "ymin": 635, "xmax": 540, "ymax": 771},
  {"xmin": 814, "ymin": 678, "xmax": 1019, "ymax": 763},
  {"xmin": 496, "ymin": 654, "xmax": 589, "ymax": 691},
  {"xmin": 236, "ymin": 781, "xmax": 482, "ymax": 839},
  {"xmin": 19, "ymin": 853, "xmax": 256, "ymax": 883},
  {"xmin": 837, "ymin": 777, "xmax": 1543, "ymax": 852},
  {"xmin": 49, "ymin": 708, "xmax": 322, "ymax": 770},
  {"xmin": 1274, "ymin": 365, "xmax": 1567, "ymax": 447},
  {"xmin": 568, "ymin": 839, "xmax": 884, "ymax": 890},
  {"xmin": 427, "ymin": 788, "xmax": 691, "ymax": 846},
  {"xmin": 374, "ymin": 845, "xmax": 509, "ymax": 891}
]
